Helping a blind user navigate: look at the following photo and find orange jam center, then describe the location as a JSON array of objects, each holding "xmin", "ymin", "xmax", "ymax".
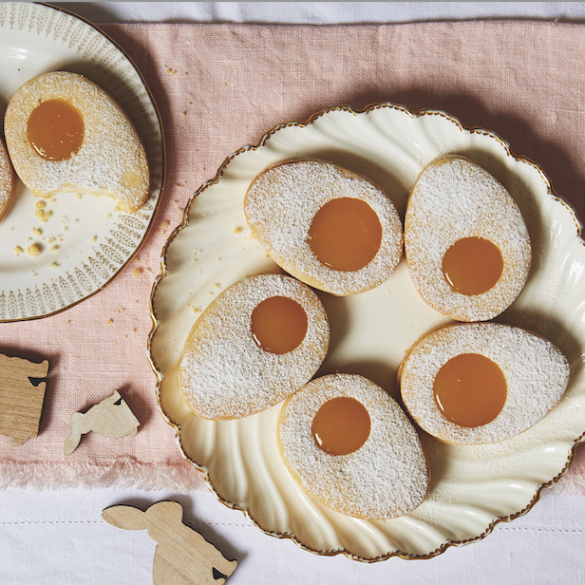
[
  {"xmin": 27, "ymin": 99, "xmax": 84, "ymax": 161},
  {"xmin": 308, "ymin": 197, "xmax": 382, "ymax": 272},
  {"xmin": 251, "ymin": 295, "xmax": 308, "ymax": 354},
  {"xmin": 312, "ymin": 397, "xmax": 371, "ymax": 455},
  {"xmin": 433, "ymin": 353, "xmax": 507, "ymax": 428},
  {"xmin": 442, "ymin": 237, "xmax": 503, "ymax": 296}
]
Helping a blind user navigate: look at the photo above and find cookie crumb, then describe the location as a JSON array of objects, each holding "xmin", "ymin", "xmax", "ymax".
[
  {"xmin": 35, "ymin": 209, "xmax": 52, "ymax": 223},
  {"xmin": 13, "ymin": 246, "xmax": 23, "ymax": 256},
  {"xmin": 32, "ymin": 227, "xmax": 42, "ymax": 236},
  {"xmin": 49, "ymin": 262, "xmax": 58, "ymax": 269},
  {"xmin": 27, "ymin": 244, "xmax": 41, "ymax": 258}
]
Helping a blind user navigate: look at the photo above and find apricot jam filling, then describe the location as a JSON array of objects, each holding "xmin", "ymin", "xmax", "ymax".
[
  {"xmin": 308, "ymin": 197, "xmax": 382, "ymax": 272},
  {"xmin": 251, "ymin": 296, "xmax": 308, "ymax": 355},
  {"xmin": 27, "ymin": 99, "xmax": 84, "ymax": 161},
  {"xmin": 312, "ymin": 397, "xmax": 371, "ymax": 455},
  {"xmin": 442, "ymin": 237, "xmax": 503, "ymax": 296},
  {"xmin": 433, "ymin": 353, "xmax": 507, "ymax": 428}
]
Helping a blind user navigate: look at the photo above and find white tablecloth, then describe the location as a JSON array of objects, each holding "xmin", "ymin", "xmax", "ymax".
[{"xmin": 4, "ymin": 3, "xmax": 585, "ymax": 584}]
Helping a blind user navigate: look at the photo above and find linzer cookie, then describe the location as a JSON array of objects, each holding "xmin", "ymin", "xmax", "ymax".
[
  {"xmin": 277, "ymin": 373, "xmax": 429, "ymax": 520},
  {"xmin": 180, "ymin": 274, "xmax": 329, "ymax": 420},
  {"xmin": 398, "ymin": 322, "xmax": 570, "ymax": 445},
  {"xmin": 405, "ymin": 155, "xmax": 531, "ymax": 321},
  {"xmin": 244, "ymin": 159, "xmax": 403, "ymax": 296},
  {"xmin": 4, "ymin": 71, "xmax": 149, "ymax": 213}
]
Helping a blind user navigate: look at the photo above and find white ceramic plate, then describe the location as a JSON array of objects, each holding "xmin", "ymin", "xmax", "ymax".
[
  {"xmin": 0, "ymin": 2, "xmax": 163, "ymax": 322},
  {"xmin": 149, "ymin": 103, "xmax": 585, "ymax": 560}
]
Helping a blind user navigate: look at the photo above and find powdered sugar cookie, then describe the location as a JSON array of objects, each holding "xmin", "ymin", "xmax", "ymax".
[
  {"xmin": 244, "ymin": 159, "xmax": 403, "ymax": 296},
  {"xmin": 405, "ymin": 155, "xmax": 531, "ymax": 321},
  {"xmin": 4, "ymin": 71, "xmax": 149, "ymax": 213},
  {"xmin": 398, "ymin": 322, "xmax": 570, "ymax": 445},
  {"xmin": 180, "ymin": 274, "xmax": 329, "ymax": 420},
  {"xmin": 0, "ymin": 137, "xmax": 15, "ymax": 223},
  {"xmin": 278, "ymin": 373, "xmax": 429, "ymax": 520}
]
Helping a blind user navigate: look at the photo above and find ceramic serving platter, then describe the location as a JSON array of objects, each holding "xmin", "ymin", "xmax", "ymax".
[
  {"xmin": 0, "ymin": 2, "xmax": 163, "ymax": 322},
  {"xmin": 149, "ymin": 102, "xmax": 585, "ymax": 560}
]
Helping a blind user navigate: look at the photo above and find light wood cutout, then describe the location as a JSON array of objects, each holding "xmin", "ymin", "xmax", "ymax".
[
  {"xmin": 0, "ymin": 354, "xmax": 49, "ymax": 446},
  {"xmin": 102, "ymin": 501, "xmax": 238, "ymax": 585},
  {"xmin": 64, "ymin": 390, "xmax": 139, "ymax": 455}
]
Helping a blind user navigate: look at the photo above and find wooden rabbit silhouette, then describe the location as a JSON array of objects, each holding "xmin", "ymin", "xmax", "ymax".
[
  {"xmin": 0, "ymin": 354, "xmax": 49, "ymax": 446},
  {"xmin": 102, "ymin": 501, "xmax": 237, "ymax": 585},
  {"xmin": 64, "ymin": 390, "xmax": 139, "ymax": 455}
]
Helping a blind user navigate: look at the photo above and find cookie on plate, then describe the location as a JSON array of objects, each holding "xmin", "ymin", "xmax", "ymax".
[
  {"xmin": 398, "ymin": 322, "xmax": 570, "ymax": 445},
  {"xmin": 278, "ymin": 373, "xmax": 429, "ymax": 520},
  {"xmin": 180, "ymin": 273, "xmax": 330, "ymax": 420},
  {"xmin": 244, "ymin": 159, "xmax": 403, "ymax": 296},
  {"xmin": 405, "ymin": 155, "xmax": 531, "ymax": 321},
  {"xmin": 5, "ymin": 71, "xmax": 149, "ymax": 213}
]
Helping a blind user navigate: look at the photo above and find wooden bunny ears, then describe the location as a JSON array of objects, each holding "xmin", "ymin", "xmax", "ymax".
[
  {"xmin": 103, "ymin": 501, "xmax": 237, "ymax": 585},
  {"xmin": 64, "ymin": 390, "xmax": 139, "ymax": 455}
]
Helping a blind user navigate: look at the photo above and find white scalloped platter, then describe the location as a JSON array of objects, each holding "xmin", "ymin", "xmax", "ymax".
[
  {"xmin": 0, "ymin": 2, "xmax": 163, "ymax": 322},
  {"xmin": 149, "ymin": 103, "xmax": 585, "ymax": 561}
]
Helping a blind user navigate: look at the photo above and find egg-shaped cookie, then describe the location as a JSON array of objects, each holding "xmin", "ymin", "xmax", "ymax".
[
  {"xmin": 4, "ymin": 71, "xmax": 149, "ymax": 213},
  {"xmin": 180, "ymin": 273, "xmax": 329, "ymax": 420},
  {"xmin": 0, "ymin": 137, "xmax": 15, "ymax": 223},
  {"xmin": 398, "ymin": 322, "xmax": 570, "ymax": 445},
  {"xmin": 244, "ymin": 159, "xmax": 403, "ymax": 296},
  {"xmin": 277, "ymin": 373, "xmax": 429, "ymax": 520},
  {"xmin": 405, "ymin": 155, "xmax": 531, "ymax": 321}
]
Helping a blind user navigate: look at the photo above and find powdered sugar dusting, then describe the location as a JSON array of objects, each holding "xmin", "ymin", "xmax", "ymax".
[
  {"xmin": 180, "ymin": 274, "xmax": 329, "ymax": 420},
  {"xmin": 0, "ymin": 138, "xmax": 14, "ymax": 222},
  {"xmin": 399, "ymin": 323, "xmax": 570, "ymax": 444},
  {"xmin": 278, "ymin": 373, "xmax": 429, "ymax": 520},
  {"xmin": 4, "ymin": 71, "xmax": 149, "ymax": 213},
  {"xmin": 405, "ymin": 156, "xmax": 531, "ymax": 321},
  {"xmin": 244, "ymin": 159, "xmax": 403, "ymax": 296}
]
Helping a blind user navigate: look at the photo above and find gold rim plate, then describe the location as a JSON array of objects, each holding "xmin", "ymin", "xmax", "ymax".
[{"xmin": 149, "ymin": 102, "xmax": 585, "ymax": 561}]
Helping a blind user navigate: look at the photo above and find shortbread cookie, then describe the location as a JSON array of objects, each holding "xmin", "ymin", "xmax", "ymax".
[
  {"xmin": 180, "ymin": 274, "xmax": 329, "ymax": 420},
  {"xmin": 405, "ymin": 155, "xmax": 531, "ymax": 321},
  {"xmin": 4, "ymin": 71, "xmax": 149, "ymax": 213},
  {"xmin": 277, "ymin": 373, "xmax": 429, "ymax": 520},
  {"xmin": 244, "ymin": 159, "xmax": 403, "ymax": 296},
  {"xmin": 0, "ymin": 137, "xmax": 15, "ymax": 222},
  {"xmin": 398, "ymin": 322, "xmax": 570, "ymax": 445}
]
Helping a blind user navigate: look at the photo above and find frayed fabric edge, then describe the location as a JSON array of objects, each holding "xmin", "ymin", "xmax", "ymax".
[{"xmin": 0, "ymin": 457, "xmax": 206, "ymax": 491}]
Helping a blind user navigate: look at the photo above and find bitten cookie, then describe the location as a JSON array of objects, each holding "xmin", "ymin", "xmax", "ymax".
[{"xmin": 4, "ymin": 71, "xmax": 149, "ymax": 213}]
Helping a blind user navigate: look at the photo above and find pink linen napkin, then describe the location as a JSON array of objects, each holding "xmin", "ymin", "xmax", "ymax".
[{"xmin": 1, "ymin": 20, "xmax": 585, "ymax": 493}]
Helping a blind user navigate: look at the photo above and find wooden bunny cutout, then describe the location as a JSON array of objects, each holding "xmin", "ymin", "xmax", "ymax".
[
  {"xmin": 64, "ymin": 390, "xmax": 139, "ymax": 455},
  {"xmin": 0, "ymin": 354, "xmax": 49, "ymax": 446},
  {"xmin": 102, "ymin": 501, "xmax": 237, "ymax": 585}
]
